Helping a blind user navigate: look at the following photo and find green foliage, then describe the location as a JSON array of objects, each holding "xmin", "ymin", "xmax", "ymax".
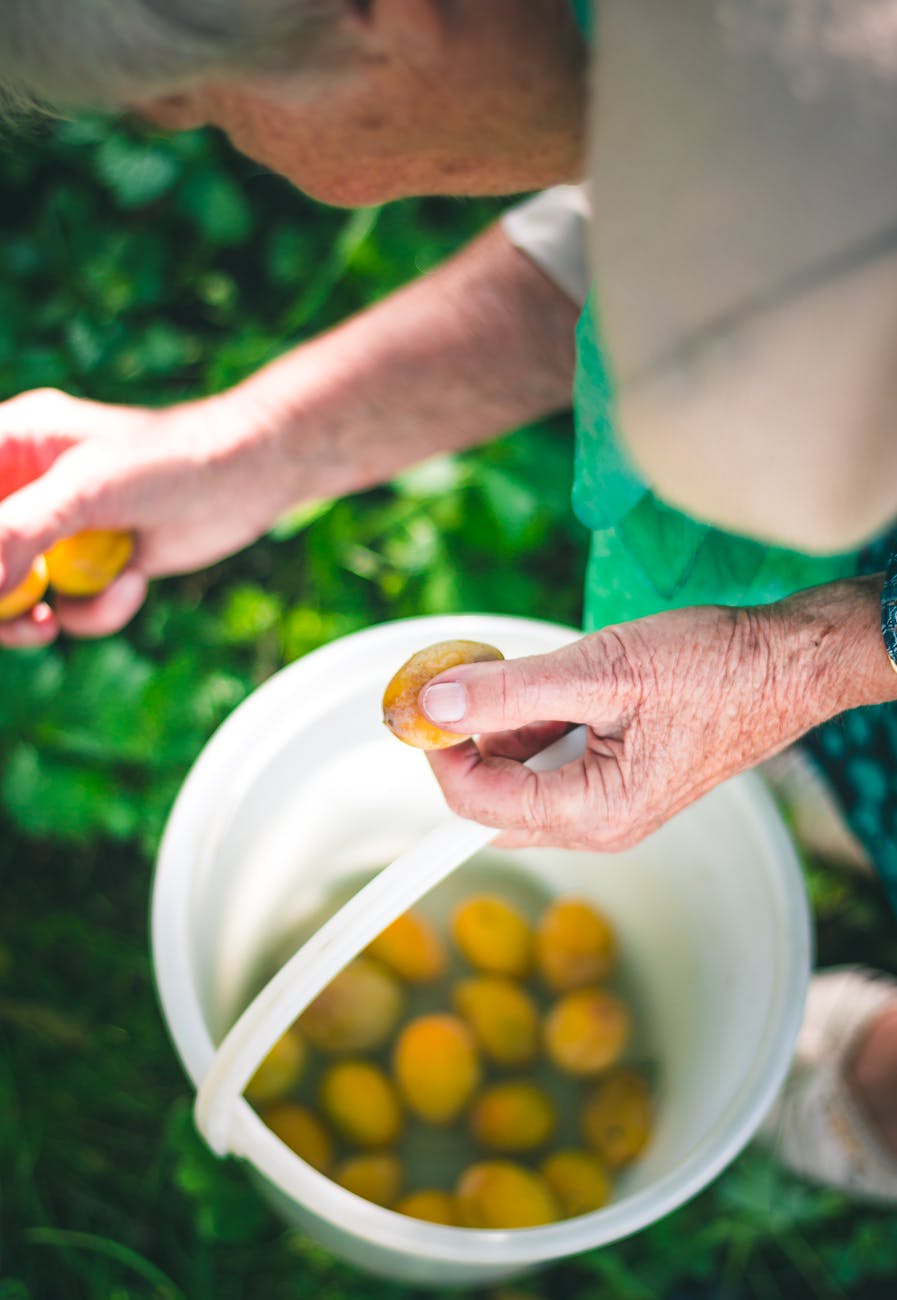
[{"xmin": 1, "ymin": 113, "xmax": 896, "ymax": 1300}]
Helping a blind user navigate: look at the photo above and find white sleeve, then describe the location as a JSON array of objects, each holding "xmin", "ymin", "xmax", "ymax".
[{"xmin": 500, "ymin": 184, "xmax": 592, "ymax": 308}]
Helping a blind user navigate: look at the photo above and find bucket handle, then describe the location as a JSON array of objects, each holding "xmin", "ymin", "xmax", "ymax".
[{"xmin": 194, "ymin": 724, "xmax": 586, "ymax": 1157}]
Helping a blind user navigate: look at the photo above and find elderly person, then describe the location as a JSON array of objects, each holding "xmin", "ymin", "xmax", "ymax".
[{"xmin": 0, "ymin": 1, "xmax": 896, "ymax": 1196}]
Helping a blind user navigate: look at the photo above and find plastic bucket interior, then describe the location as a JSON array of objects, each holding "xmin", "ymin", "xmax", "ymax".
[{"xmin": 152, "ymin": 614, "xmax": 811, "ymax": 1288}]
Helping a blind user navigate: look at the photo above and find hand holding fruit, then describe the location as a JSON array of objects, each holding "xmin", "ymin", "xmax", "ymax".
[
  {"xmin": 0, "ymin": 386, "xmax": 296, "ymax": 646},
  {"xmin": 44, "ymin": 529, "xmax": 134, "ymax": 597},
  {"xmin": 382, "ymin": 640, "xmax": 504, "ymax": 749},
  {"xmin": 0, "ymin": 529, "xmax": 135, "ymax": 625},
  {"xmin": 412, "ymin": 607, "xmax": 812, "ymax": 853}
]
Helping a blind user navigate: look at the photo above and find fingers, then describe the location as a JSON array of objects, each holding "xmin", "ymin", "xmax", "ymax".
[
  {"xmin": 428, "ymin": 740, "xmax": 592, "ymax": 838},
  {"xmin": 0, "ymin": 569, "xmax": 148, "ymax": 647},
  {"xmin": 0, "ymin": 387, "xmax": 103, "ymax": 441},
  {"xmin": 0, "ymin": 603, "xmax": 59, "ymax": 649},
  {"xmin": 421, "ymin": 640, "xmax": 638, "ymax": 847},
  {"xmin": 0, "ymin": 389, "xmax": 124, "ymax": 592},
  {"xmin": 428, "ymin": 740, "xmax": 647, "ymax": 851},
  {"xmin": 54, "ymin": 569, "xmax": 148, "ymax": 638},
  {"xmin": 0, "ymin": 433, "xmax": 78, "ymax": 501},
  {"xmin": 476, "ymin": 719, "xmax": 571, "ymax": 764}
]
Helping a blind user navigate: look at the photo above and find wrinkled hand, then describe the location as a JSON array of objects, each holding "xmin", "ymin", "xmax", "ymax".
[
  {"xmin": 424, "ymin": 605, "xmax": 800, "ymax": 850},
  {"xmin": 0, "ymin": 387, "xmax": 282, "ymax": 645}
]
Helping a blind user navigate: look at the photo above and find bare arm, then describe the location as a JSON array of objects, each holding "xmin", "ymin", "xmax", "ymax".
[
  {"xmin": 233, "ymin": 222, "xmax": 580, "ymax": 509},
  {"xmin": 0, "ymin": 222, "xmax": 578, "ymax": 645}
]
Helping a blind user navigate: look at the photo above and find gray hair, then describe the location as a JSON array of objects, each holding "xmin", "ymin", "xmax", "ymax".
[{"xmin": 0, "ymin": 1, "xmax": 345, "ymax": 116}]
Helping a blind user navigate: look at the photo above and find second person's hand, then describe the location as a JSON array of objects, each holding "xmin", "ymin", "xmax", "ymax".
[{"xmin": 0, "ymin": 386, "xmax": 289, "ymax": 646}]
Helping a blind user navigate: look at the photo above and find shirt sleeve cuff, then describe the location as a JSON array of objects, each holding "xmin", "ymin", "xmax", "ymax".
[{"xmin": 501, "ymin": 184, "xmax": 592, "ymax": 308}]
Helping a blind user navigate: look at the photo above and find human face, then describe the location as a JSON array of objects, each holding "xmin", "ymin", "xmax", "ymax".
[{"xmin": 137, "ymin": 0, "xmax": 587, "ymax": 206}]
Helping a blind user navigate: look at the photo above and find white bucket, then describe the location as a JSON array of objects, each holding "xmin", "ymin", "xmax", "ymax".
[{"xmin": 152, "ymin": 614, "xmax": 811, "ymax": 1289}]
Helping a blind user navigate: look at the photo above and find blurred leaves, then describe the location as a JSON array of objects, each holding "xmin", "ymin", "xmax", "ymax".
[
  {"xmin": 166, "ymin": 1103, "xmax": 268, "ymax": 1248},
  {"xmin": 177, "ymin": 168, "xmax": 253, "ymax": 247},
  {"xmin": 0, "ymin": 631, "xmax": 250, "ymax": 849},
  {"xmin": 94, "ymin": 134, "xmax": 184, "ymax": 209}
]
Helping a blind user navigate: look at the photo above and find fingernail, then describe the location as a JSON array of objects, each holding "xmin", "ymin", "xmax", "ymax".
[{"xmin": 422, "ymin": 682, "xmax": 467, "ymax": 724}]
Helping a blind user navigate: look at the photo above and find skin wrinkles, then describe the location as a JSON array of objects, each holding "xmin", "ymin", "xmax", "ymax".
[{"xmin": 427, "ymin": 604, "xmax": 837, "ymax": 853}]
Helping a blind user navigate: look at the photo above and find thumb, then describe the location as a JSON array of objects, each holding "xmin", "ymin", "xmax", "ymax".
[{"xmin": 420, "ymin": 641, "xmax": 605, "ymax": 736}]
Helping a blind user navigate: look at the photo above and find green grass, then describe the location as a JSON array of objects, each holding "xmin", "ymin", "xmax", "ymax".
[{"xmin": 1, "ymin": 116, "xmax": 897, "ymax": 1300}]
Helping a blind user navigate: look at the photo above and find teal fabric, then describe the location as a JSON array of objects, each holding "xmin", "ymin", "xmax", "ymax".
[
  {"xmin": 582, "ymin": 500, "xmax": 859, "ymax": 630},
  {"xmin": 571, "ymin": 296, "xmax": 645, "ymax": 533},
  {"xmin": 569, "ymin": 0, "xmax": 594, "ymax": 39}
]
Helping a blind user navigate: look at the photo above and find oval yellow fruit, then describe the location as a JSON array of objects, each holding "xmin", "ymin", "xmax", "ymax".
[
  {"xmin": 543, "ymin": 987, "xmax": 629, "ymax": 1076},
  {"xmin": 455, "ymin": 1161, "xmax": 559, "ymax": 1229},
  {"xmin": 45, "ymin": 529, "xmax": 133, "ymax": 597},
  {"xmin": 535, "ymin": 897, "xmax": 617, "ymax": 991},
  {"xmin": 382, "ymin": 639, "xmax": 503, "ymax": 749},
  {"xmin": 245, "ymin": 1028, "xmax": 306, "ymax": 1104},
  {"xmin": 319, "ymin": 1060, "xmax": 403, "ymax": 1148},
  {"xmin": 393, "ymin": 1013, "xmax": 480, "ymax": 1125},
  {"xmin": 540, "ymin": 1149, "xmax": 612, "ymax": 1217},
  {"xmin": 581, "ymin": 1068, "xmax": 653, "ymax": 1167},
  {"xmin": 470, "ymin": 1081, "xmax": 557, "ymax": 1152},
  {"xmin": 0, "ymin": 555, "xmax": 48, "ymax": 621},
  {"xmin": 451, "ymin": 894, "xmax": 533, "ymax": 978},
  {"xmin": 263, "ymin": 1102, "xmax": 333, "ymax": 1173},
  {"xmin": 453, "ymin": 974, "xmax": 539, "ymax": 1067},
  {"xmin": 335, "ymin": 1153, "xmax": 403, "ymax": 1208},
  {"xmin": 299, "ymin": 956, "xmax": 404, "ymax": 1054},
  {"xmin": 366, "ymin": 910, "xmax": 447, "ymax": 984},
  {"xmin": 394, "ymin": 1189, "xmax": 459, "ymax": 1225}
]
